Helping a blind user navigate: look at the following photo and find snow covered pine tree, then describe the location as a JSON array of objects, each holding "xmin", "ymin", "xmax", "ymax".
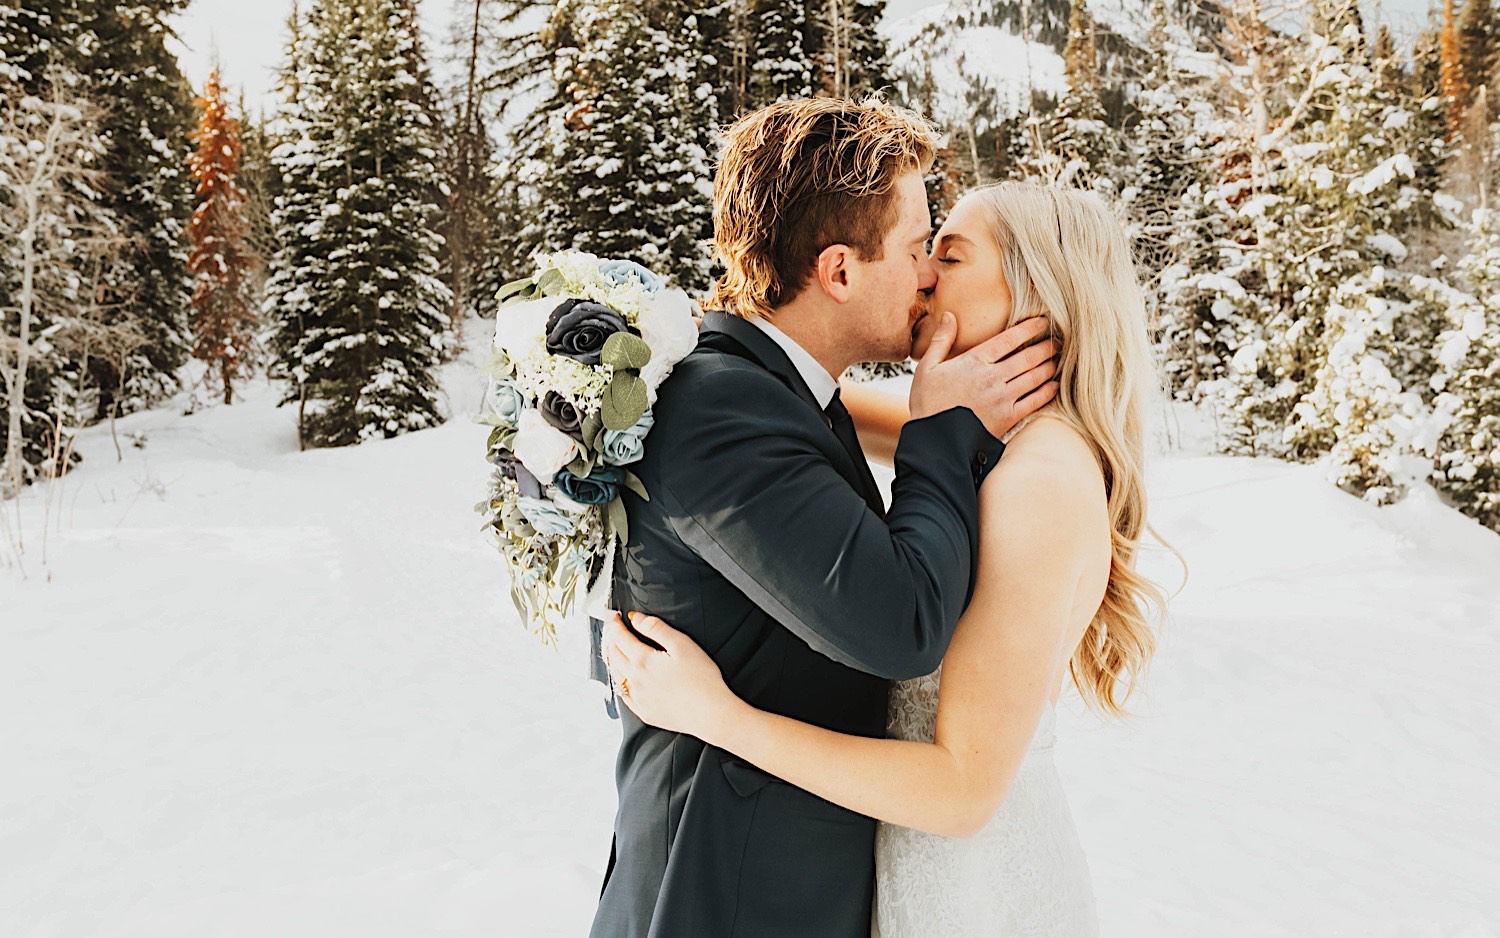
[{"xmin": 264, "ymin": 0, "xmax": 451, "ymax": 447}]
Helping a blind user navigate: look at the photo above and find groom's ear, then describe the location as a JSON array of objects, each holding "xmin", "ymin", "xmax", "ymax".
[{"xmin": 813, "ymin": 243, "xmax": 854, "ymax": 305}]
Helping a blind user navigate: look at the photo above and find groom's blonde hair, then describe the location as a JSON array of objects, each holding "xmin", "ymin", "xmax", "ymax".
[{"xmin": 708, "ymin": 96, "xmax": 939, "ymax": 319}]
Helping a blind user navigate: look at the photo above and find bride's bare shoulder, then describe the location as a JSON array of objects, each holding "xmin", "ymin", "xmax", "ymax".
[{"xmin": 979, "ymin": 414, "xmax": 1107, "ymax": 521}]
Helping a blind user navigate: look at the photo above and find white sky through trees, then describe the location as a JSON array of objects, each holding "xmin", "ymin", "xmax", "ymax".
[{"xmin": 169, "ymin": 0, "xmax": 1435, "ymax": 114}]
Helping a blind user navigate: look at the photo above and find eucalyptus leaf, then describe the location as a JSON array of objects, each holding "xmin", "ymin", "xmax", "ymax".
[
  {"xmin": 602, "ymin": 373, "xmax": 648, "ymax": 430},
  {"xmin": 601, "ymin": 332, "xmax": 653, "ymax": 370},
  {"xmin": 565, "ymin": 449, "xmax": 598, "ymax": 479},
  {"xmin": 572, "ymin": 428, "xmax": 594, "ymax": 461},
  {"xmin": 606, "ymin": 497, "xmax": 629, "ymax": 545},
  {"xmin": 537, "ymin": 267, "xmax": 566, "ymax": 295},
  {"xmin": 621, "ymin": 470, "xmax": 650, "ymax": 502},
  {"xmin": 580, "ymin": 412, "xmax": 606, "ymax": 454},
  {"xmin": 510, "ymin": 583, "xmax": 531, "ymax": 621},
  {"xmin": 483, "ymin": 349, "xmax": 514, "ymax": 377},
  {"xmin": 498, "ymin": 276, "xmax": 538, "ymax": 305}
]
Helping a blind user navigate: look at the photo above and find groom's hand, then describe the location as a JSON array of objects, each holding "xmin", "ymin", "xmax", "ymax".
[{"xmin": 909, "ymin": 313, "xmax": 1060, "ymax": 440}]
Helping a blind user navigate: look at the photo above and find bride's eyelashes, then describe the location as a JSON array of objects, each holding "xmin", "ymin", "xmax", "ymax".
[{"xmin": 936, "ymin": 256, "xmax": 959, "ymax": 265}]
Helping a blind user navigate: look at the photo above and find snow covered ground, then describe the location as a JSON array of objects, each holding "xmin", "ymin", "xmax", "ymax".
[{"xmin": 4, "ymin": 327, "xmax": 1498, "ymax": 936}]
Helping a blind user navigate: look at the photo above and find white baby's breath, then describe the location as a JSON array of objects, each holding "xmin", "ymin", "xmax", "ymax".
[
  {"xmin": 533, "ymin": 251, "xmax": 663, "ymax": 326},
  {"xmin": 511, "ymin": 345, "xmax": 611, "ymax": 412}
]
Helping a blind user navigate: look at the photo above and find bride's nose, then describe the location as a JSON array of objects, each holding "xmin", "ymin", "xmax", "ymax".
[{"xmin": 917, "ymin": 254, "xmax": 938, "ymax": 292}]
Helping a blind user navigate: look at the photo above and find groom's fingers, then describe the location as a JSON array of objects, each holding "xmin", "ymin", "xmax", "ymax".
[
  {"xmin": 1003, "ymin": 354, "xmax": 1059, "ymax": 398},
  {"xmin": 915, "ymin": 312, "xmax": 958, "ymax": 373},
  {"xmin": 1015, "ymin": 379, "xmax": 1061, "ymax": 417},
  {"xmin": 968, "ymin": 315, "xmax": 1052, "ymax": 365},
  {"xmin": 996, "ymin": 338, "xmax": 1060, "ymax": 385}
]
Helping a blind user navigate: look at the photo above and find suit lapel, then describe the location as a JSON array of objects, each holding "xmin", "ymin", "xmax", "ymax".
[
  {"xmin": 697, "ymin": 312, "xmax": 885, "ymax": 517},
  {"xmin": 699, "ymin": 312, "xmax": 823, "ymax": 414}
]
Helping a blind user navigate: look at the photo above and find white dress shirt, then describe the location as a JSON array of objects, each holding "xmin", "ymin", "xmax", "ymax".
[{"xmin": 748, "ymin": 315, "xmax": 839, "ymax": 410}]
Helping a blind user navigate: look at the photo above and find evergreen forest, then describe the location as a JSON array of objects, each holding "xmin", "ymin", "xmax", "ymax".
[{"xmin": 3, "ymin": 0, "xmax": 1499, "ymax": 534}]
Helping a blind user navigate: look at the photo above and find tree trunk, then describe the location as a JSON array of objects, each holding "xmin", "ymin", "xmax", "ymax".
[
  {"xmin": 826, "ymin": 0, "xmax": 848, "ymax": 98},
  {"xmin": 110, "ymin": 401, "xmax": 123, "ymax": 463},
  {"xmin": 448, "ymin": 0, "xmax": 484, "ymax": 352},
  {"xmin": 3, "ymin": 162, "xmax": 41, "ymax": 499}
]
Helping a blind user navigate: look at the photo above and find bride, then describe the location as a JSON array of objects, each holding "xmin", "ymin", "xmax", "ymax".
[{"xmin": 602, "ymin": 181, "xmax": 1166, "ymax": 936}]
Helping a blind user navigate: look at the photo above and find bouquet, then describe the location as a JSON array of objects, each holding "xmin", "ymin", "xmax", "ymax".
[{"xmin": 477, "ymin": 252, "xmax": 698, "ymax": 642}]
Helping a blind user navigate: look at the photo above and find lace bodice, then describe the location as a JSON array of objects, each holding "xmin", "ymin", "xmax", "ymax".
[{"xmin": 873, "ymin": 666, "xmax": 1098, "ymax": 937}]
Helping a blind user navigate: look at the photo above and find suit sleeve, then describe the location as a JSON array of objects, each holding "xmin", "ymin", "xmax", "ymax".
[{"xmin": 653, "ymin": 364, "xmax": 1004, "ymax": 680}]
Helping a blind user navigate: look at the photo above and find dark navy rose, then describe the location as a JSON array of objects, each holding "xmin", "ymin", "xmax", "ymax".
[
  {"xmin": 552, "ymin": 465, "xmax": 626, "ymax": 506},
  {"xmin": 540, "ymin": 390, "xmax": 586, "ymax": 440},
  {"xmin": 545, "ymin": 299, "xmax": 632, "ymax": 365}
]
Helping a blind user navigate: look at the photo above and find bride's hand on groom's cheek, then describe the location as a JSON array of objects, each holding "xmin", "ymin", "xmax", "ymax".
[
  {"xmin": 909, "ymin": 313, "xmax": 1061, "ymax": 440},
  {"xmin": 604, "ymin": 612, "xmax": 736, "ymax": 743}
]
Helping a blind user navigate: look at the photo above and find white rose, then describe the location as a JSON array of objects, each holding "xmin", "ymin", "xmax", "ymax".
[
  {"xmin": 512, "ymin": 409, "xmax": 578, "ymax": 481},
  {"xmin": 636, "ymin": 288, "xmax": 700, "ymax": 401},
  {"xmin": 492, "ymin": 296, "xmax": 556, "ymax": 361}
]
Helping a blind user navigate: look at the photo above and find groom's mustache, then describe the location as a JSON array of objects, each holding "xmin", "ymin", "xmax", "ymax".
[{"xmin": 909, "ymin": 296, "xmax": 930, "ymax": 338}]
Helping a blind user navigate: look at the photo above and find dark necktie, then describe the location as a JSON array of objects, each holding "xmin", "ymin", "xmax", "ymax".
[{"xmin": 825, "ymin": 388, "xmax": 884, "ymax": 517}]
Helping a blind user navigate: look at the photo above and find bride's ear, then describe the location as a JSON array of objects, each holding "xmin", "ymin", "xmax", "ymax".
[{"xmin": 813, "ymin": 243, "xmax": 854, "ymax": 305}]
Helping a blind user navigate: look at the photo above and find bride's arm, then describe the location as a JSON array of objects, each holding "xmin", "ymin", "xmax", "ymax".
[
  {"xmin": 606, "ymin": 437, "xmax": 1101, "ymax": 838},
  {"xmin": 838, "ymin": 379, "xmax": 909, "ymax": 468}
]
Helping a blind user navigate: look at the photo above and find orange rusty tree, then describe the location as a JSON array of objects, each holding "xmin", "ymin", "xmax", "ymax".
[
  {"xmin": 1442, "ymin": 0, "xmax": 1473, "ymax": 139},
  {"xmin": 187, "ymin": 68, "xmax": 260, "ymax": 405}
]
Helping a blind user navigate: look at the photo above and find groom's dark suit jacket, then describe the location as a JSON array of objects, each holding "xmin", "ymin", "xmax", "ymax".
[{"xmin": 591, "ymin": 312, "xmax": 1004, "ymax": 938}]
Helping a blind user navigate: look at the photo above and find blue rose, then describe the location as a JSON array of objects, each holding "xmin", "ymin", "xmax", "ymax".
[
  {"xmin": 553, "ymin": 465, "xmax": 626, "ymax": 506},
  {"xmin": 601, "ymin": 409, "xmax": 655, "ymax": 466},
  {"xmin": 517, "ymin": 496, "xmax": 577, "ymax": 536},
  {"xmin": 600, "ymin": 259, "xmax": 663, "ymax": 292},
  {"xmin": 485, "ymin": 378, "xmax": 526, "ymax": 427}
]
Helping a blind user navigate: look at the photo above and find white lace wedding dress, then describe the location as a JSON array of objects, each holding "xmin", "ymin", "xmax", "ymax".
[{"xmin": 871, "ymin": 665, "xmax": 1099, "ymax": 937}]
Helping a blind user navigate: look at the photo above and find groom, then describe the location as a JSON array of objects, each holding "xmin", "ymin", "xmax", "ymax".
[{"xmin": 592, "ymin": 97, "xmax": 1058, "ymax": 937}]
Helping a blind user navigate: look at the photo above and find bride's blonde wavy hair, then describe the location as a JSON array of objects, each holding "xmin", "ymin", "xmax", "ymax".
[{"xmin": 970, "ymin": 182, "xmax": 1168, "ymax": 716}]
